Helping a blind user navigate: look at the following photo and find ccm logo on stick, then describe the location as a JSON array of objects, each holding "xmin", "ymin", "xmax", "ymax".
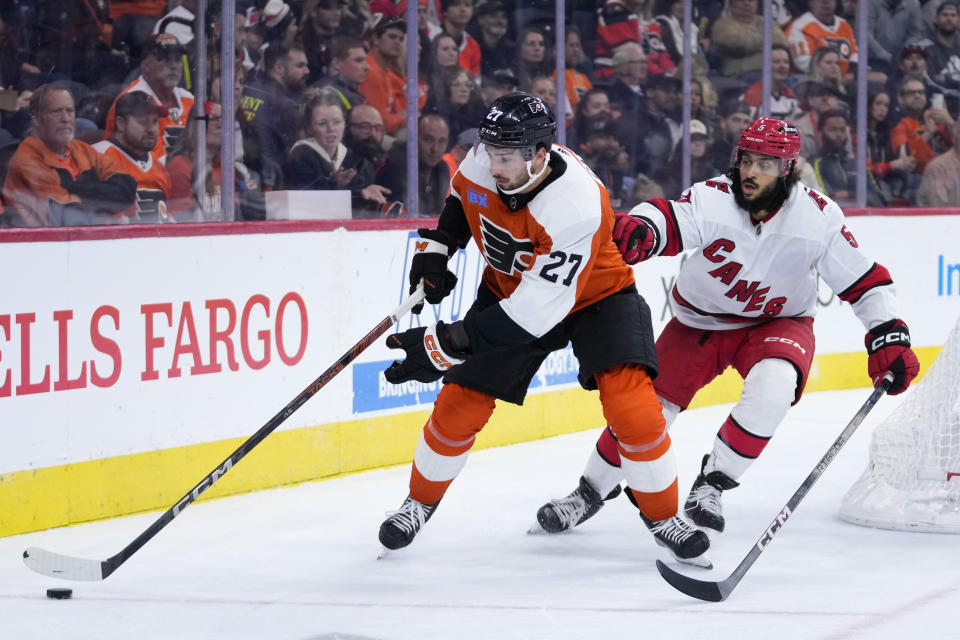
[{"xmin": 763, "ymin": 336, "xmax": 807, "ymax": 354}]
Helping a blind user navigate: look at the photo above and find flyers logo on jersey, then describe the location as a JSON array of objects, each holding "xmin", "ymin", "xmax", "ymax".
[
  {"xmin": 479, "ymin": 215, "xmax": 535, "ymax": 276},
  {"xmin": 467, "ymin": 188, "xmax": 488, "ymax": 207}
]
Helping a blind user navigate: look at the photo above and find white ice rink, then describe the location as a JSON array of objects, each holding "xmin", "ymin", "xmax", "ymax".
[{"xmin": 2, "ymin": 387, "xmax": 958, "ymax": 640}]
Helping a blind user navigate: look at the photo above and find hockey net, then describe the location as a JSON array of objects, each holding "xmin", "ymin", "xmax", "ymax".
[{"xmin": 840, "ymin": 317, "xmax": 960, "ymax": 533}]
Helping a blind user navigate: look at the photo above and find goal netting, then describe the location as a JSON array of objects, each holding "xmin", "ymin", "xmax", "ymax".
[{"xmin": 839, "ymin": 317, "xmax": 960, "ymax": 533}]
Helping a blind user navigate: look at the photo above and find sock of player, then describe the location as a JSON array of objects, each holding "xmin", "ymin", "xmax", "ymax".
[
  {"xmin": 584, "ymin": 397, "xmax": 683, "ymax": 498},
  {"xmin": 409, "ymin": 384, "xmax": 495, "ymax": 504},
  {"xmin": 707, "ymin": 358, "xmax": 796, "ymax": 479}
]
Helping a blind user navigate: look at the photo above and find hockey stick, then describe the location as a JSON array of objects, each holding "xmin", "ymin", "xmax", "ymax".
[
  {"xmin": 23, "ymin": 284, "xmax": 426, "ymax": 582},
  {"xmin": 656, "ymin": 372, "xmax": 895, "ymax": 602}
]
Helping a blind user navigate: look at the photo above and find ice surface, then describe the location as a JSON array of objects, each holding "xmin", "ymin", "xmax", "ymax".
[{"xmin": 2, "ymin": 388, "xmax": 957, "ymax": 640}]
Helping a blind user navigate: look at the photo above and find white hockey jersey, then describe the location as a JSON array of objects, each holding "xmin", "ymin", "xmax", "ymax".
[{"xmin": 631, "ymin": 175, "xmax": 900, "ymax": 332}]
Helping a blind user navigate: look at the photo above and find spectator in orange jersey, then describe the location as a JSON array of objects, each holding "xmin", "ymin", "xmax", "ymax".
[
  {"xmin": 358, "ymin": 17, "xmax": 409, "ymax": 136},
  {"xmin": 105, "ymin": 34, "xmax": 196, "ymax": 158},
  {"xmin": 433, "ymin": 0, "xmax": 481, "ymax": 78},
  {"xmin": 93, "ymin": 92, "xmax": 172, "ymax": 223},
  {"xmin": 441, "ymin": 127, "xmax": 477, "ymax": 185},
  {"xmin": 891, "ymin": 77, "xmax": 955, "ymax": 174},
  {"xmin": 3, "ymin": 85, "xmax": 135, "ymax": 227},
  {"xmin": 787, "ymin": 0, "xmax": 859, "ymax": 81},
  {"xmin": 555, "ymin": 26, "xmax": 594, "ymax": 118}
]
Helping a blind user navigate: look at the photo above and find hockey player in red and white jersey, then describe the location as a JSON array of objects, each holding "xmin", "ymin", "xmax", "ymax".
[
  {"xmin": 536, "ymin": 117, "xmax": 920, "ymax": 538},
  {"xmin": 378, "ymin": 92, "xmax": 711, "ymax": 566}
]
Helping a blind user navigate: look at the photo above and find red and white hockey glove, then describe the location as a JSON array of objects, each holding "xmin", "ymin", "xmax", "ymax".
[
  {"xmin": 409, "ymin": 229, "xmax": 458, "ymax": 314},
  {"xmin": 865, "ymin": 319, "xmax": 920, "ymax": 395},
  {"xmin": 612, "ymin": 212, "xmax": 656, "ymax": 265},
  {"xmin": 384, "ymin": 321, "xmax": 471, "ymax": 384}
]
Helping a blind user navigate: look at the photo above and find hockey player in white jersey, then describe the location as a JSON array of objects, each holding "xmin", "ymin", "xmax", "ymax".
[{"xmin": 536, "ymin": 117, "xmax": 920, "ymax": 537}]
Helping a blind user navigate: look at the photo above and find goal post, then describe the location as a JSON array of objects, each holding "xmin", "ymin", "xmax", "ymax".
[{"xmin": 839, "ymin": 316, "xmax": 960, "ymax": 533}]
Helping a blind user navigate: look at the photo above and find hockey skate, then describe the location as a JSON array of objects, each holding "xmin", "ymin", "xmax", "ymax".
[
  {"xmin": 684, "ymin": 455, "xmax": 740, "ymax": 533},
  {"xmin": 640, "ymin": 512, "xmax": 712, "ymax": 568},
  {"xmin": 533, "ymin": 476, "xmax": 622, "ymax": 534},
  {"xmin": 378, "ymin": 495, "xmax": 439, "ymax": 556}
]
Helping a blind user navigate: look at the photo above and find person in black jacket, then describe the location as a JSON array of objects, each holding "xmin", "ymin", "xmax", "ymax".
[{"xmin": 283, "ymin": 88, "xmax": 391, "ymax": 218}]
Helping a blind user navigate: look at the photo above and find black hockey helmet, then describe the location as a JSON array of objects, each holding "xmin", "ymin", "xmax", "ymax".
[{"xmin": 478, "ymin": 92, "xmax": 556, "ymax": 160}]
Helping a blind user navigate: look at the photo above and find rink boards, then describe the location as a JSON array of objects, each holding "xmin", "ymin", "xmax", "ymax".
[{"xmin": 1, "ymin": 214, "xmax": 957, "ymax": 537}]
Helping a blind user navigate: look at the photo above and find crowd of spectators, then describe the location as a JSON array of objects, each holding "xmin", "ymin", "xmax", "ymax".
[{"xmin": 0, "ymin": 0, "xmax": 959, "ymax": 227}]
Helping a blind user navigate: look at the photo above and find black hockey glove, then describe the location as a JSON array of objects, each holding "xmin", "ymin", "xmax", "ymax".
[
  {"xmin": 865, "ymin": 319, "xmax": 920, "ymax": 395},
  {"xmin": 409, "ymin": 228, "xmax": 458, "ymax": 314},
  {"xmin": 384, "ymin": 320, "xmax": 471, "ymax": 384}
]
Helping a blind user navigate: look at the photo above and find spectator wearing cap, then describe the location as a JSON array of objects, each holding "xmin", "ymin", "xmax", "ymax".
[
  {"xmin": 707, "ymin": 98, "xmax": 753, "ymax": 171},
  {"xmin": 313, "ymin": 36, "xmax": 369, "ymax": 111},
  {"xmin": 379, "ymin": 113, "xmax": 451, "ymax": 216},
  {"xmin": 740, "ymin": 44, "xmax": 801, "ymax": 122},
  {"xmin": 92, "ymin": 91, "xmax": 172, "ymax": 223},
  {"xmin": 653, "ymin": 118, "xmax": 719, "ymax": 199},
  {"xmin": 430, "ymin": 0, "xmax": 482, "ymax": 79},
  {"xmin": 644, "ymin": 72, "xmax": 683, "ymax": 154},
  {"xmin": 303, "ymin": 0, "xmax": 343, "ymax": 84},
  {"xmin": 442, "ymin": 126, "xmax": 476, "ymax": 178},
  {"xmin": 711, "ymin": 0, "xmax": 789, "ymax": 92},
  {"xmin": 927, "ymin": 2, "xmax": 960, "ymax": 110},
  {"xmin": 578, "ymin": 110, "xmax": 630, "ymax": 208},
  {"xmin": 358, "ymin": 17, "xmax": 409, "ymax": 136},
  {"xmin": 473, "ymin": 0, "xmax": 516, "ymax": 78},
  {"xmin": 867, "ymin": 0, "xmax": 925, "ymax": 75},
  {"xmin": 883, "ymin": 42, "xmax": 953, "ymax": 115},
  {"xmin": 810, "ymin": 108, "xmax": 887, "ymax": 206},
  {"xmin": 795, "ymin": 81, "xmax": 851, "ymax": 159},
  {"xmin": 105, "ymin": 34, "xmax": 196, "ymax": 158},
  {"xmin": 787, "ymin": 0, "xmax": 858, "ymax": 81},
  {"xmin": 284, "ymin": 88, "xmax": 391, "ymax": 218},
  {"xmin": 917, "ymin": 113, "xmax": 960, "ymax": 205},
  {"xmin": 891, "ymin": 76, "xmax": 955, "ymax": 174},
  {"xmin": 3, "ymin": 84, "xmax": 136, "ymax": 227},
  {"xmin": 240, "ymin": 42, "xmax": 310, "ymax": 189}
]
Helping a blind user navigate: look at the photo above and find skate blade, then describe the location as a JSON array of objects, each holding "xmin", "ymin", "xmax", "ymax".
[
  {"xmin": 672, "ymin": 553, "xmax": 712, "ymax": 570},
  {"xmin": 527, "ymin": 520, "xmax": 550, "ymax": 535},
  {"xmin": 377, "ymin": 545, "xmax": 392, "ymax": 560}
]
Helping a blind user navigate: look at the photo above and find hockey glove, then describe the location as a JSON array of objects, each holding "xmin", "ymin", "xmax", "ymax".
[
  {"xmin": 612, "ymin": 212, "xmax": 656, "ymax": 265},
  {"xmin": 384, "ymin": 321, "xmax": 471, "ymax": 384},
  {"xmin": 409, "ymin": 229, "xmax": 458, "ymax": 314},
  {"xmin": 865, "ymin": 319, "xmax": 920, "ymax": 395}
]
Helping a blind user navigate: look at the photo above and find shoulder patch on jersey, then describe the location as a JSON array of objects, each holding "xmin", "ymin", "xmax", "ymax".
[{"xmin": 479, "ymin": 215, "xmax": 536, "ymax": 276}]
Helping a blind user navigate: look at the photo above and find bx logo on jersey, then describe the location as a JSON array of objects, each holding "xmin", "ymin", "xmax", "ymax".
[
  {"xmin": 467, "ymin": 188, "xmax": 488, "ymax": 208},
  {"xmin": 764, "ymin": 336, "xmax": 807, "ymax": 354}
]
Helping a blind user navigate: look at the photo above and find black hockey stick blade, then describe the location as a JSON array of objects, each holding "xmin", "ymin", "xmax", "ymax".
[
  {"xmin": 23, "ymin": 285, "xmax": 426, "ymax": 582},
  {"xmin": 656, "ymin": 560, "xmax": 731, "ymax": 602},
  {"xmin": 655, "ymin": 373, "xmax": 894, "ymax": 602}
]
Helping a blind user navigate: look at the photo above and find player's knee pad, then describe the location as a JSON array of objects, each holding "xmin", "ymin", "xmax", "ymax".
[
  {"xmin": 430, "ymin": 383, "xmax": 496, "ymax": 447},
  {"xmin": 596, "ymin": 365, "xmax": 667, "ymax": 458},
  {"xmin": 732, "ymin": 358, "xmax": 798, "ymax": 439}
]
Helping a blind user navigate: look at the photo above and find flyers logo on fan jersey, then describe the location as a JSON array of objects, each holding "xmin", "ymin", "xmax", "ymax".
[{"xmin": 479, "ymin": 215, "xmax": 535, "ymax": 276}]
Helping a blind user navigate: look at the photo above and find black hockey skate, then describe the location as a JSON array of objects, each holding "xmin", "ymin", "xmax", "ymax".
[
  {"xmin": 639, "ymin": 512, "xmax": 712, "ymax": 568},
  {"xmin": 534, "ymin": 476, "xmax": 622, "ymax": 533},
  {"xmin": 378, "ymin": 495, "xmax": 439, "ymax": 553},
  {"xmin": 684, "ymin": 455, "xmax": 740, "ymax": 533}
]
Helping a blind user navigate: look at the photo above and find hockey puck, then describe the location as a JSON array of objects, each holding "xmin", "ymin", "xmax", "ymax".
[{"xmin": 46, "ymin": 588, "xmax": 72, "ymax": 600}]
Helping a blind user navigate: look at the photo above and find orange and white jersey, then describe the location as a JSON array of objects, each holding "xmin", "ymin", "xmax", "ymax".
[
  {"xmin": 450, "ymin": 143, "xmax": 634, "ymax": 339},
  {"xmin": 104, "ymin": 77, "xmax": 195, "ymax": 157},
  {"xmin": 92, "ymin": 139, "xmax": 172, "ymax": 221},
  {"xmin": 787, "ymin": 11, "xmax": 858, "ymax": 74}
]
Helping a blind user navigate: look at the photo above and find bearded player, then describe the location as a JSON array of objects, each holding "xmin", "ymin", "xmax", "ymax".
[
  {"xmin": 536, "ymin": 118, "xmax": 920, "ymax": 539},
  {"xmin": 378, "ymin": 92, "xmax": 711, "ymax": 566}
]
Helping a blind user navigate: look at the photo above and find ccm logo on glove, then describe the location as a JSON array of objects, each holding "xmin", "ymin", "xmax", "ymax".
[{"xmin": 864, "ymin": 319, "xmax": 919, "ymax": 395}]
